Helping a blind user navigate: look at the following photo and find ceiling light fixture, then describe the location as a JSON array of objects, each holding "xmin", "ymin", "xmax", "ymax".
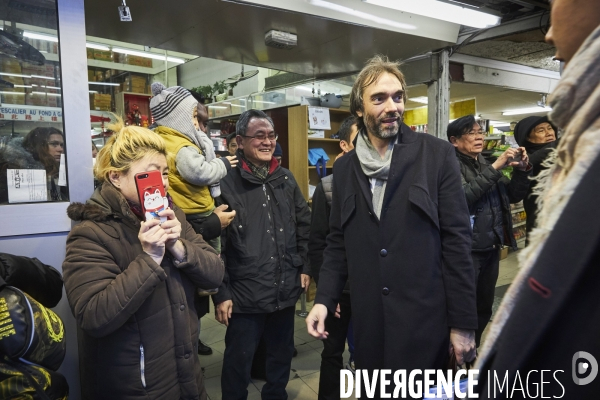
[
  {"xmin": 362, "ymin": 0, "xmax": 500, "ymax": 29},
  {"xmin": 309, "ymin": 0, "xmax": 416, "ymax": 30},
  {"xmin": 112, "ymin": 47, "xmax": 185, "ymax": 64},
  {"xmin": 410, "ymin": 96, "xmax": 428, "ymax": 104},
  {"xmin": 0, "ymin": 72, "xmax": 31, "ymax": 78},
  {"xmin": 0, "ymin": 91, "xmax": 25, "ymax": 95},
  {"xmin": 88, "ymin": 82, "xmax": 120, "ymax": 86},
  {"xmin": 31, "ymin": 75, "xmax": 55, "ymax": 80},
  {"xmin": 31, "ymin": 91, "xmax": 61, "ymax": 96},
  {"xmin": 23, "ymin": 31, "xmax": 58, "ymax": 42},
  {"xmin": 86, "ymin": 43, "xmax": 110, "ymax": 51},
  {"xmin": 489, "ymin": 121, "xmax": 511, "ymax": 127},
  {"xmin": 502, "ymin": 106, "xmax": 552, "ymax": 116}
]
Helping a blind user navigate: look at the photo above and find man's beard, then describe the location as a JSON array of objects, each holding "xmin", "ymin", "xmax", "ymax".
[{"xmin": 363, "ymin": 112, "xmax": 402, "ymax": 139}]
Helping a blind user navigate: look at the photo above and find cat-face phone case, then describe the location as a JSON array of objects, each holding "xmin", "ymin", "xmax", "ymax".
[{"xmin": 135, "ymin": 170, "xmax": 168, "ymax": 223}]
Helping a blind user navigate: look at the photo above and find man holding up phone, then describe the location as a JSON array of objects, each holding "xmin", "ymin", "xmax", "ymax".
[{"xmin": 447, "ymin": 115, "xmax": 532, "ymax": 346}]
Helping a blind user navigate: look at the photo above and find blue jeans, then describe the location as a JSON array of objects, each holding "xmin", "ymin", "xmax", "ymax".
[{"xmin": 221, "ymin": 307, "xmax": 295, "ymax": 400}]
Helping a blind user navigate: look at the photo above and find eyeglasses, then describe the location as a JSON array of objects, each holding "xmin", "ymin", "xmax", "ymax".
[
  {"xmin": 48, "ymin": 141, "xmax": 65, "ymax": 148},
  {"xmin": 240, "ymin": 133, "xmax": 278, "ymax": 142},
  {"xmin": 465, "ymin": 130, "xmax": 484, "ymax": 137}
]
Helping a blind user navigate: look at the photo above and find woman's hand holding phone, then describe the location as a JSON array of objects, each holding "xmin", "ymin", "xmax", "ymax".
[
  {"xmin": 159, "ymin": 208, "xmax": 186, "ymax": 262},
  {"xmin": 139, "ymin": 219, "xmax": 168, "ymax": 265}
]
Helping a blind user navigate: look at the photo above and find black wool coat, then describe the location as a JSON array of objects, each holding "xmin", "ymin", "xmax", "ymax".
[
  {"xmin": 477, "ymin": 152, "xmax": 600, "ymax": 399},
  {"xmin": 315, "ymin": 125, "xmax": 478, "ymax": 372}
]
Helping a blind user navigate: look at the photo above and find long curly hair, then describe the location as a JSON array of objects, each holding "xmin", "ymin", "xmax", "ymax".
[{"xmin": 22, "ymin": 127, "xmax": 63, "ymax": 176}]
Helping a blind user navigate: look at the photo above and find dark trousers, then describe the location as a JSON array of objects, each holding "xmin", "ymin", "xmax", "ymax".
[
  {"xmin": 472, "ymin": 249, "xmax": 500, "ymax": 347},
  {"xmin": 221, "ymin": 307, "xmax": 295, "ymax": 400},
  {"xmin": 318, "ymin": 292, "xmax": 352, "ymax": 400}
]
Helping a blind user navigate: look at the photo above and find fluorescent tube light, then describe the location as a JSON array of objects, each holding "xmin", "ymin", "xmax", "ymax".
[
  {"xmin": 252, "ymin": 100, "xmax": 276, "ymax": 105},
  {"xmin": 489, "ymin": 121, "xmax": 510, "ymax": 127},
  {"xmin": 362, "ymin": 0, "xmax": 500, "ymax": 29},
  {"xmin": 13, "ymin": 85, "xmax": 33, "ymax": 88},
  {"xmin": 502, "ymin": 107, "xmax": 552, "ymax": 116},
  {"xmin": 223, "ymin": 103, "xmax": 245, "ymax": 108},
  {"xmin": 0, "ymin": 91, "xmax": 25, "ymax": 95},
  {"xmin": 31, "ymin": 91, "xmax": 61, "ymax": 96},
  {"xmin": 209, "ymin": 106, "xmax": 228, "ymax": 109},
  {"xmin": 23, "ymin": 31, "xmax": 58, "ymax": 42},
  {"xmin": 88, "ymin": 82, "xmax": 121, "ymax": 86},
  {"xmin": 89, "ymin": 90, "xmax": 98, "ymax": 93},
  {"xmin": 31, "ymin": 75, "xmax": 55, "ymax": 80},
  {"xmin": 310, "ymin": 0, "xmax": 416, "ymax": 30},
  {"xmin": 41, "ymin": 86, "xmax": 61, "ymax": 90},
  {"xmin": 0, "ymin": 72, "xmax": 31, "ymax": 78},
  {"xmin": 112, "ymin": 47, "xmax": 185, "ymax": 64},
  {"xmin": 86, "ymin": 43, "xmax": 110, "ymax": 51},
  {"xmin": 410, "ymin": 96, "xmax": 428, "ymax": 104}
]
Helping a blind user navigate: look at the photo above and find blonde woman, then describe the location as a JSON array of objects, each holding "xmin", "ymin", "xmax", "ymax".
[{"xmin": 62, "ymin": 118, "xmax": 223, "ymax": 400}]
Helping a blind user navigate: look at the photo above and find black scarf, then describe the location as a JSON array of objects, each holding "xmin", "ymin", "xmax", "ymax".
[{"xmin": 523, "ymin": 140, "xmax": 552, "ymax": 155}]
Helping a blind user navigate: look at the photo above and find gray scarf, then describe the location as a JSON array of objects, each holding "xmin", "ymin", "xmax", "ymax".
[{"xmin": 355, "ymin": 130, "xmax": 397, "ymax": 218}]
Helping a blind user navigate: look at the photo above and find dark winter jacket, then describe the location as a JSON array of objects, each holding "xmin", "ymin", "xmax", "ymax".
[
  {"xmin": 62, "ymin": 182, "xmax": 224, "ymax": 400},
  {"xmin": 0, "ymin": 137, "xmax": 66, "ymax": 204},
  {"xmin": 213, "ymin": 157, "xmax": 311, "ymax": 313},
  {"xmin": 0, "ymin": 252, "xmax": 63, "ymax": 307},
  {"xmin": 315, "ymin": 124, "xmax": 477, "ymax": 372},
  {"xmin": 523, "ymin": 140, "xmax": 557, "ymax": 239},
  {"xmin": 308, "ymin": 175, "xmax": 350, "ymax": 293},
  {"xmin": 477, "ymin": 153, "xmax": 600, "ymax": 399},
  {"xmin": 456, "ymin": 150, "xmax": 532, "ymax": 251}
]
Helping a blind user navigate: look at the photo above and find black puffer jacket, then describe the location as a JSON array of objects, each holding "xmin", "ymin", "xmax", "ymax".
[
  {"xmin": 214, "ymin": 157, "xmax": 311, "ymax": 313},
  {"xmin": 456, "ymin": 150, "xmax": 531, "ymax": 251}
]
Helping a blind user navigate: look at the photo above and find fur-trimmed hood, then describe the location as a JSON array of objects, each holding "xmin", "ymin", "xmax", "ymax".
[
  {"xmin": 66, "ymin": 182, "xmax": 136, "ymax": 225},
  {"xmin": 0, "ymin": 137, "xmax": 45, "ymax": 170}
]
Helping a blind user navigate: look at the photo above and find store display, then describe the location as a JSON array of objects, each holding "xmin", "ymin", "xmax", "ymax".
[{"xmin": 511, "ymin": 201, "xmax": 527, "ymax": 245}]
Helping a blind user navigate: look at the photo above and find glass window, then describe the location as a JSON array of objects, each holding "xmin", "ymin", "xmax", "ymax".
[{"xmin": 0, "ymin": 0, "xmax": 68, "ymax": 205}]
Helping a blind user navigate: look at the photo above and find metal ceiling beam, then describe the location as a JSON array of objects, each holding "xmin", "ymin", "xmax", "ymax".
[
  {"xmin": 456, "ymin": 11, "xmax": 549, "ymax": 44},
  {"xmin": 450, "ymin": 53, "xmax": 560, "ymax": 79},
  {"xmin": 505, "ymin": 0, "xmax": 549, "ymax": 10}
]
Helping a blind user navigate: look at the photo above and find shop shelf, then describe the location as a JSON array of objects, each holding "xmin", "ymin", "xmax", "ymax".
[
  {"xmin": 511, "ymin": 207, "xmax": 525, "ymax": 213},
  {"xmin": 308, "ymin": 138, "xmax": 340, "ymax": 142},
  {"xmin": 513, "ymin": 221, "xmax": 526, "ymax": 228}
]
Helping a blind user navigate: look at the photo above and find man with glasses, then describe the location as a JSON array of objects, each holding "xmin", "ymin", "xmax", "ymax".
[
  {"xmin": 214, "ymin": 109, "xmax": 311, "ymax": 399},
  {"xmin": 447, "ymin": 115, "xmax": 531, "ymax": 346}
]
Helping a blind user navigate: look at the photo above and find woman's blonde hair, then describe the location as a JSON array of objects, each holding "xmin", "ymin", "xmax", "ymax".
[{"xmin": 94, "ymin": 116, "xmax": 169, "ymax": 183}]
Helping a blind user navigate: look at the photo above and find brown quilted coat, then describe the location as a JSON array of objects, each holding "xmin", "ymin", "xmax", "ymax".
[{"xmin": 63, "ymin": 182, "xmax": 224, "ymax": 400}]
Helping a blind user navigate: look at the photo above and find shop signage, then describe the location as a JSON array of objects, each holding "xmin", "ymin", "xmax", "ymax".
[{"xmin": 0, "ymin": 105, "xmax": 63, "ymax": 122}]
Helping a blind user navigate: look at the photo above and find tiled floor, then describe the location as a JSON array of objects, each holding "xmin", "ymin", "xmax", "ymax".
[{"xmin": 200, "ymin": 249, "xmax": 521, "ymax": 400}]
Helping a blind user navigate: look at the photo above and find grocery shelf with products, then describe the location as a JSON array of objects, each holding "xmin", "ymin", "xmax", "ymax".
[{"xmin": 511, "ymin": 201, "xmax": 527, "ymax": 248}]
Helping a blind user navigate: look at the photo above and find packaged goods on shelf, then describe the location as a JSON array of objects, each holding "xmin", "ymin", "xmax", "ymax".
[
  {"xmin": 123, "ymin": 75, "xmax": 149, "ymax": 93},
  {"xmin": 86, "ymin": 48, "xmax": 94, "ymax": 59},
  {"xmin": 126, "ymin": 55, "xmax": 152, "ymax": 68},
  {"xmin": 512, "ymin": 211, "xmax": 527, "ymax": 224},
  {"xmin": 2, "ymin": 59, "xmax": 22, "ymax": 74},
  {"xmin": 2, "ymin": 94, "xmax": 25, "ymax": 105},
  {"xmin": 93, "ymin": 49, "xmax": 113, "ymax": 62},
  {"xmin": 88, "ymin": 69, "xmax": 95, "ymax": 81},
  {"xmin": 26, "ymin": 94, "xmax": 47, "ymax": 107},
  {"xmin": 90, "ymin": 93, "xmax": 112, "ymax": 111}
]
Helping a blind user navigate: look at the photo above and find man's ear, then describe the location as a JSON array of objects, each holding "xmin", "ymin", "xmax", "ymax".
[
  {"xmin": 448, "ymin": 136, "xmax": 459, "ymax": 147},
  {"xmin": 356, "ymin": 109, "xmax": 363, "ymax": 118},
  {"xmin": 235, "ymin": 135, "xmax": 244, "ymax": 149},
  {"xmin": 339, "ymin": 140, "xmax": 350, "ymax": 153}
]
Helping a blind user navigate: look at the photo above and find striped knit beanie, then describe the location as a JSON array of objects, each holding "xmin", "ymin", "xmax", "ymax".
[{"xmin": 150, "ymin": 83, "xmax": 198, "ymax": 140}]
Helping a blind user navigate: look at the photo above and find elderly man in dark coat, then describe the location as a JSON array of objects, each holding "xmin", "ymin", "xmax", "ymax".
[{"xmin": 306, "ymin": 56, "xmax": 477, "ymax": 395}]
